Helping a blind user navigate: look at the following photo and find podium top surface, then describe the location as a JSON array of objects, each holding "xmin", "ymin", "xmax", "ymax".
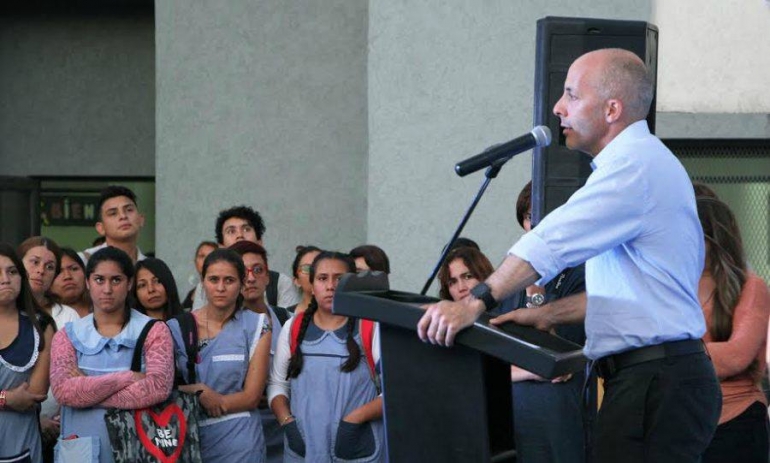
[{"xmin": 333, "ymin": 272, "xmax": 586, "ymax": 378}]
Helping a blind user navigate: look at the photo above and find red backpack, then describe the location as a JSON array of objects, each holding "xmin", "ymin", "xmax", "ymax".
[{"xmin": 289, "ymin": 312, "xmax": 378, "ymax": 387}]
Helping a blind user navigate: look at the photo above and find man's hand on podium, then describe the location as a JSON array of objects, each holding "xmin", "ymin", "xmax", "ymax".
[
  {"xmin": 417, "ymin": 298, "xmax": 485, "ymax": 347},
  {"xmin": 490, "ymin": 292, "xmax": 586, "ymax": 332},
  {"xmin": 490, "ymin": 305, "xmax": 553, "ymax": 332}
]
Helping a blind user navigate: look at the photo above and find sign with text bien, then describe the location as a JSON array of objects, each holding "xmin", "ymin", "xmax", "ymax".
[{"xmin": 41, "ymin": 191, "xmax": 100, "ymax": 227}]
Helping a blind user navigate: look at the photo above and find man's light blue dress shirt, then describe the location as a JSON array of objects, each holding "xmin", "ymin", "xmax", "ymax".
[{"xmin": 510, "ymin": 121, "xmax": 706, "ymax": 359}]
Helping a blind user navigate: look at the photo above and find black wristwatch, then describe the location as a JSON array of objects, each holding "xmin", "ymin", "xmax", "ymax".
[{"xmin": 470, "ymin": 282, "xmax": 497, "ymax": 311}]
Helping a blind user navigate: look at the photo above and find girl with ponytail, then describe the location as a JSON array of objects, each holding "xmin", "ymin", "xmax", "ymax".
[
  {"xmin": 168, "ymin": 248, "xmax": 272, "ymax": 463},
  {"xmin": 268, "ymin": 251, "xmax": 384, "ymax": 463}
]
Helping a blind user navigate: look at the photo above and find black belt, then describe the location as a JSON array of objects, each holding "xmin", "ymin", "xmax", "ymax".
[{"xmin": 595, "ymin": 339, "xmax": 705, "ymax": 379}]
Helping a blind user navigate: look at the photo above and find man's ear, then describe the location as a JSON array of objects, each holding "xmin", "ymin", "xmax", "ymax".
[
  {"xmin": 605, "ymin": 98, "xmax": 623, "ymax": 123},
  {"xmin": 95, "ymin": 221, "xmax": 106, "ymax": 237},
  {"xmin": 137, "ymin": 213, "xmax": 146, "ymax": 229}
]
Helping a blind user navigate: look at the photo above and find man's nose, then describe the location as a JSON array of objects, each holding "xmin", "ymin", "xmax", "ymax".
[{"xmin": 553, "ymin": 96, "xmax": 565, "ymax": 117}]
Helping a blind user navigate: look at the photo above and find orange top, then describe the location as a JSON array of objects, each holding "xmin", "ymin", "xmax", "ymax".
[{"xmin": 701, "ymin": 273, "xmax": 770, "ymax": 424}]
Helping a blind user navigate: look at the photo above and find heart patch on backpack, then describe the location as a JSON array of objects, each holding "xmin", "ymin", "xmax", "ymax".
[{"xmin": 134, "ymin": 403, "xmax": 187, "ymax": 463}]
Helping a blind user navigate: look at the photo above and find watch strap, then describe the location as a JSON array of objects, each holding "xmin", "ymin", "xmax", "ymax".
[{"xmin": 471, "ymin": 282, "xmax": 497, "ymax": 311}]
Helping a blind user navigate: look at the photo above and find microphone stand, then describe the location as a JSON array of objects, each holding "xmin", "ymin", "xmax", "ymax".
[{"xmin": 420, "ymin": 159, "xmax": 506, "ymax": 296}]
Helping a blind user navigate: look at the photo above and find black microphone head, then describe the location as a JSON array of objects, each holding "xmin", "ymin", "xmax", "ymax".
[{"xmin": 530, "ymin": 125, "xmax": 552, "ymax": 147}]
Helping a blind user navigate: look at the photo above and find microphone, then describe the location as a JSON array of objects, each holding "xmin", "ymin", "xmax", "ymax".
[{"xmin": 454, "ymin": 126, "xmax": 552, "ymax": 177}]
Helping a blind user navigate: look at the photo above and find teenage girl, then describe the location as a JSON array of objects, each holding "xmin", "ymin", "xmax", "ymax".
[{"xmin": 268, "ymin": 251, "xmax": 383, "ymax": 463}]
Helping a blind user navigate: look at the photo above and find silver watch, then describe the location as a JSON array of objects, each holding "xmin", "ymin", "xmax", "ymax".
[{"xmin": 526, "ymin": 293, "xmax": 545, "ymax": 307}]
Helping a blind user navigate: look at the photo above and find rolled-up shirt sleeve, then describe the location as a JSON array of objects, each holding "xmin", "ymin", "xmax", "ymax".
[{"xmin": 509, "ymin": 151, "xmax": 649, "ymax": 285}]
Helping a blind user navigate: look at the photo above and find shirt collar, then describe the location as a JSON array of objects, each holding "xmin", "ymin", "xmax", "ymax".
[
  {"xmin": 591, "ymin": 120, "xmax": 650, "ymax": 170},
  {"xmin": 88, "ymin": 242, "xmax": 146, "ymax": 262}
]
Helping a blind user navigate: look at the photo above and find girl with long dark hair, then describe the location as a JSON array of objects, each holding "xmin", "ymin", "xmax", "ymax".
[
  {"xmin": 51, "ymin": 248, "xmax": 91, "ymax": 318},
  {"xmin": 288, "ymin": 245, "xmax": 321, "ymax": 314},
  {"xmin": 50, "ymin": 246, "xmax": 174, "ymax": 463},
  {"xmin": 168, "ymin": 248, "xmax": 272, "ymax": 462},
  {"xmin": 0, "ymin": 243, "xmax": 54, "ymax": 462},
  {"xmin": 17, "ymin": 237, "xmax": 81, "ymax": 332},
  {"xmin": 17, "ymin": 237, "xmax": 82, "ymax": 454},
  {"xmin": 133, "ymin": 257, "xmax": 183, "ymax": 321},
  {"xmin": 268, "ymin": 251, "xmax": 384, "ymax": 463}
]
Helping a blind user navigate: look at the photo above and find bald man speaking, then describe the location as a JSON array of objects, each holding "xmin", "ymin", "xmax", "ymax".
[{"xmin": 418, "ymin": 49, "xmax": 720, "ymax": 463}]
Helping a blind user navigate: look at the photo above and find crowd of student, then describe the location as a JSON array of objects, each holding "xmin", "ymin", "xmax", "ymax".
[
  {"xmin": 0, "ymin": 186, "xmax": 391, "ymax": 463},
  {"xmin": 1, "ymin": 180, "xmax": 769, "ymax": 463}
]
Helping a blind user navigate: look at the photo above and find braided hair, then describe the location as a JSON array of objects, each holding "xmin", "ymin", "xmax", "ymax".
[{"xmin": 286, "ymin": 251, "xmax": 361, "ymax": 378}]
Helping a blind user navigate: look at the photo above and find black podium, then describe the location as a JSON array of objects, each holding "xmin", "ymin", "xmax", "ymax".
[{"xmin": 333, "ymin": 272, "xmax": 586, "ymax": 463}]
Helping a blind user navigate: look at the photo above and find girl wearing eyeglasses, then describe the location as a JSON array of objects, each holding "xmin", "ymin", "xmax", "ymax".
[
  {"xmin": 288, "ymin": 246, "xmax": 321, "ymax": 314},
  {"xmin": 168, "ymin": 248, "xmax": 272, "ymax": 463},
  {"xmin": 228, "ymin": 240, "xmax": 293, "ymax": 463}
]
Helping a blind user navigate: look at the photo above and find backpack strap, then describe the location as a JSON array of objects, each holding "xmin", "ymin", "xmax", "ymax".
[
  {"xmin": 271, "ymin": 305, "xmax": 290, "ymax": 327},
  {"xmin": 359, "ymin": 319, "xmax": 380, "ymax": 394},
  {"xmin": 289, "ymin": 314, "xmax": 381, "ymax": 393},
  {"xmin": 130, "ymin": 319, "xmax": 160, "ymax": 372},
  {"xmin": 360, "ymin": 319, "xmax": 376, "ymax": 377},
  {"xmin": 174, "ymin": 312, "xmax": 199, "ymax": 384},
  {"xmin": 267, "ymin": 270, "xmax": 280, "ymax": 307},
  {"xmin": 289, "ymin": 311, "xmax": 305, "ymax": 355},
  {"xmin": 290, "ymin": 314, "xmax": 376, "ymax": 372}
]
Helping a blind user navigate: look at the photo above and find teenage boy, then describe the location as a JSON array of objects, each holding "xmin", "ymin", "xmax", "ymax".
[
  {"xmin": 80, "ymin": 185, "xmax": 146, "ymax": 264},
  {"xmin": 192, "ymin": 205, "xmax": 300, "ymax": 310}
]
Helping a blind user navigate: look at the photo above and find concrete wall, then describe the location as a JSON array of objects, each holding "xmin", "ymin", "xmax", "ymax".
[
  {"xmin": 4, "ymin": 1, "xmax": 768, "ymax": 296},
  {"xmin": 0, "ymin": 11, "xmax": 155, "ymax": 177},
  {"xmin": 367, "ymin": 1, "xmax": 651, "ymax": 293},
  {"xmin": 155, "ymin": 1, "xmax": 369, "ymax": 288},
  {"xmin": 652, "ymin": 0, "xmax": 770, "ymax": 113}
]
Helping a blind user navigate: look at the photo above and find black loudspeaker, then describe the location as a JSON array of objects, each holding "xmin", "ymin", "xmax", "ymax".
[{"xmin": 531, "ymin": 17, "xmax": 658, "ymax": 225}]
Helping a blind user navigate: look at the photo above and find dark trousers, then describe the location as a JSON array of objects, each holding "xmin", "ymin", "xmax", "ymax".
[
  {"xmin": 703, "ymin": 401, "xmax": 770, "ymax": 463},
  {"xmin": 594, "ymin": 351, "xmax": 721, "ymax": 463},
  {"xmin": 512, "ymin": 370, "xmax": 588, "ymax": 463}
]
